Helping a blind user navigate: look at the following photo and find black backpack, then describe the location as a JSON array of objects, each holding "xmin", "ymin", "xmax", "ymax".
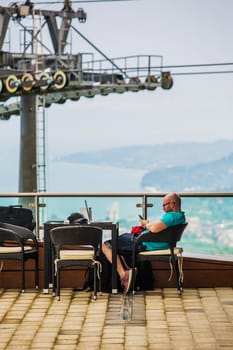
[{"xmin": 0, "ymin": 205, "xmax": 35, "ymax": 231}]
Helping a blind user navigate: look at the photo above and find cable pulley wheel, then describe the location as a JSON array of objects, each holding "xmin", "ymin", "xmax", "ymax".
[
  {"xmin": 5, "ymin": 75, "xmax": 20, "ymax": 93},
  {"xmin": 129, "ymin": 77, "xmax": 141, "ymax": 84},
  {"xmin": 145, "ymin": 75, "xmax": 158, "ymax": 90},
  {"xmin": 161, "ymin": 72, "xmax": 173, "ymax": 90},
  {"xmin": 37, "ymin": 72, "xmax": 52, "ymax": 90},
  {"xmin": 21, "ymin": 73, "xmax": 35, "ymax": 92},
  {"xmin": 53, "ymin": 71, "xmax": 67, "ymax": 90}
]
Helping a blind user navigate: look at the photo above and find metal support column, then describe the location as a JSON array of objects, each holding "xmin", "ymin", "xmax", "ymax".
[{"xmin": 19, "ymin": 94, "xmax": 37, "ymax": 193}]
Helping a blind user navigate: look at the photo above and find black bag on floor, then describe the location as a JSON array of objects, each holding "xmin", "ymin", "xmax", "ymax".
[
  {"xmin": 0, "ymin": 205, "xmax": 35, "ymax": 231},
  {"xmin": 135, "ymin": 261, "xmax": 154, "ymax": 291}
]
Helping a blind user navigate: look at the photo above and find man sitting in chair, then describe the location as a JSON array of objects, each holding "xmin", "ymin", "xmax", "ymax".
[{"xmin": 102, "ymin": 192, "xmax": 186, "ymax": 293}]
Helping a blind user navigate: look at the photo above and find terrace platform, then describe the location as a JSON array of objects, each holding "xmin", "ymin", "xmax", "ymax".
[
  {"xmin": 0, "ymin": 287, "xmax": 232, "ymax": 349},
  {"xmin": 0, "ymin": 243, "xmax": 233, "ymax": 290}
]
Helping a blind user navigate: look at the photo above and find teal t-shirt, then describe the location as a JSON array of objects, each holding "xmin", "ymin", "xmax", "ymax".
[{"xmin": 142, "ymin": 211, "xmax": 186, "ymax": 251}]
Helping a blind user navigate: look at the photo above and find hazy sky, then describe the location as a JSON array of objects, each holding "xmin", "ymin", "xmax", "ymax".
[{"xmin": 1, "ymin": 0, "xmax": 233, "ymax": 159}]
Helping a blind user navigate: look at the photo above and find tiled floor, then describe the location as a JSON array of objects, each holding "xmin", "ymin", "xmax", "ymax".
[{"xmin": 0, "ymin": 288, "xmax": 232, "ymax": 349}]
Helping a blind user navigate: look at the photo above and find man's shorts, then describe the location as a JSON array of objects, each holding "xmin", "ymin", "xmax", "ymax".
[{"xmin": 104, "ymin": 233, "xmax": 143, "ymax": 255}]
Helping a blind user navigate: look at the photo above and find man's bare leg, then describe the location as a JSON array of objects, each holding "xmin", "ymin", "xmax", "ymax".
[{"xmin": 102, "ymin": 243, "xmax": 126, "ymax": 279}]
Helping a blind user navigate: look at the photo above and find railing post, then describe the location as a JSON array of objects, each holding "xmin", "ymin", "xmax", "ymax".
[{"xmin": 136, "ymin": 195, "xmax": 153, "ymax": 219}]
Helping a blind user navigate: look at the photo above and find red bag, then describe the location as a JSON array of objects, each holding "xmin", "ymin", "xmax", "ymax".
[{"xmin": 130, "ymin": 225, "xmax": 145, "ymax": 235}]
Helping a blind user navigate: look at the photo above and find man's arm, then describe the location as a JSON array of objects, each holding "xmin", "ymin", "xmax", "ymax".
[{"xmin": 141, "ymin": 219, "xmax": 167, "ymax": 233}]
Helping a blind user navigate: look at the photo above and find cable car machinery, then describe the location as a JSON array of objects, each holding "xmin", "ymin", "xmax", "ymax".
[{"xmin": 0, "ymin": 0, "xmax": 173, "ymax": 193}]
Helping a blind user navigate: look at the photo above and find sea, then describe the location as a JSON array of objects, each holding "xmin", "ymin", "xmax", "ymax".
[
  {"xmin": 0, "ymin": 160, "xmax": 146, "ymax": 193},
  {"xmin": 47, "ymin": 161, "xmax": 146, "ymax": 193}
]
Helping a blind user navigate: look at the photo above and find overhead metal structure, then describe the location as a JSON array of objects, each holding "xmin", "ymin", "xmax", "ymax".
[{"xmin": 0, "ymin": 0, "xmax": 173, "ymax": 193}]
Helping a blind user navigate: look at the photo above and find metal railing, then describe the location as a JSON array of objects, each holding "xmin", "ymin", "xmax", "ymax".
[
  {"xmin": 81, "ymin": 54, "xmax": 163, "ymax": 81},
  {"xmin": 0, "ymin": 192, "xmax": 233, "ymax": 259}
]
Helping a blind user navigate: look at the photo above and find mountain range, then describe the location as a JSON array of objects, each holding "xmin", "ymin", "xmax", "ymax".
[{"xmin": 58, "ymin": 139, "xmax": 233, "ymax": 192}]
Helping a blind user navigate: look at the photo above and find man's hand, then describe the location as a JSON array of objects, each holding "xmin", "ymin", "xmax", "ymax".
[{"xmin": 140, "ymin": 219, "xmax": 148, "ymax": 229}]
